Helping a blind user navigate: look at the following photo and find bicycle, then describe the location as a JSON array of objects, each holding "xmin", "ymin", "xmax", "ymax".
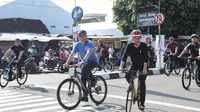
[
  {"xmin": 181, "ymin": 57, "xmax": 200, "ymax": 90},
  {"xmin": 122, "ymin": 70, "xmax": 146, "ymax": 112},
  {"xmin": 0, "ymin": 56, "xmax": 28, "ymax": 88},
  {"xmin": 57, "ymin": 64, "xmax": 107, "ymax": 110},
  {"xmin": 92, "ymin": 59, "xmax": 114, "ymax": 74},
  {"xmin": 164, "ymin": 54, "xmax": 180, "ymax": 76}
]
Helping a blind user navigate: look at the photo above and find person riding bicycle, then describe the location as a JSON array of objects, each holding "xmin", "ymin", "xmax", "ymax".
[
  {"xmin": 164, "ymin": 37, "xmax": 179, "ymax": 72},
  {"xmin": 96, "ymin": 40, "xmax": 109, "ymax": 65},
  {"xmin": 3, "ymin": 38, "xmax": 24, "ymax": 80},
  {"xmin": 119, "ymin": 29, "xmax": 148, "ymax": 110},
  {"xmin": 178, "ymin": 34, "xmax": 200, "ymax": 84},
  {"xmin": 64, "ymin": 30, "xmax": 99, "ymax": 102}
]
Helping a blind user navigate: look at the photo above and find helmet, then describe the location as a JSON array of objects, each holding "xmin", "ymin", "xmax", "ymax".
[
  {"xmin": 131, "ymin": 30, "xmax": 142, "ymax": 37},
  {"xmin": 78, "ymin": 30, "xmax": 87, "ymax": 37},
  {"xmin": 191, "ymin": 34, "xmax": 198, "ymax": 39}
]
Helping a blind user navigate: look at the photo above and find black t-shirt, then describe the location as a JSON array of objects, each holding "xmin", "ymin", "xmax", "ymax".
[
  {"xmin": 122, "ymin": 42, "xmax": 148, "ymax": 67},
  {"xmin": 11, "ymin": 45, "xmax": 24, "ymax": 58},
  {"xmin": 185, "ymin": 43, "xmax": 199, "ymax": 57}
]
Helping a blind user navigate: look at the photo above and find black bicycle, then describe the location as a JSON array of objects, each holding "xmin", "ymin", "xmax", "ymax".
[
  {"xmin": 181, "ymin": 57, "xmax": 200, "ymax": 90},
  {"xmin": 92, "ymin": 59, "xmax": 113, "ymax": 74},
  {"xmin": 57, "ymin": 65, "xmax": 107, "ymax": 110},
  {"xmin": 164, "ymin": 55, "xmax": 180, "ymax": 76},
  {"xmin": 123, "ymin": 70, "xmax": 146, "ymax": 112},
  {"xmin": 0, "ymin": 56, "xmax": 28, "ymax": 88}
]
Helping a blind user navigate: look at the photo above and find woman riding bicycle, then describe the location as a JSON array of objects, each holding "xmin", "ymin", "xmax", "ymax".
[{"xmin": 178, "ymin": 34, "xmax": 200, "ymax": 84}]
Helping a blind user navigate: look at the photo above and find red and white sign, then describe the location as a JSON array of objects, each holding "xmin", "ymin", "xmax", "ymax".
[{"xmin": 154, "ymin": 12, "xmax": 165, "ymax": 25}]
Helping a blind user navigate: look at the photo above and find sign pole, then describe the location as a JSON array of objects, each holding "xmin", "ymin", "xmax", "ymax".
[{"xmin": 158, "ymin": 0, "xmax": 161, "ymax": 68}]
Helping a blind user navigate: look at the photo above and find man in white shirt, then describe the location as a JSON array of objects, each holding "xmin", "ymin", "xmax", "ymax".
[{"xmin": 108, "ymin": 44, "xmax": 115, "ymax": 63}]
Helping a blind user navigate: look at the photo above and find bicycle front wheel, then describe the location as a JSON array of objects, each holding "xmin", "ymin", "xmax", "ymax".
[
  {"xmin": 164, "ymin": 62, "xmax": 172, "ymax": 76},
  {"xmin": 182, "ymin": 68, "xmax": 191, "ymax": 90},
  {"xmin": 89, "ymin": 75, "xmax": 107, "ymax": 104},
  {"xmin": 105, "ymin": 61, "xmax": 114, "ymax": 72},
  {"xmin": 17, "ymin": 70, "xmax": 28, "ymax": 85},
  {"xmin": 126, "ymin": 85, "xmax": 134, "ymax": 112},
  {"xmin": 57, "ymin": 79, "xmax": 82, "ymax": 110},
  {"xmin": 0, "ymin": 70, "xmax": 9, "ymax": 88},
  {"xmin": 174, "ymin": 63, "xmax": 181, "ymax": 75}
]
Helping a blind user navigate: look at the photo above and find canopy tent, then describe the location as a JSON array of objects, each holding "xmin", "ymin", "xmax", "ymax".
[{"xmin": 0, "ymin": 33, "xmax": 72, "ymax": 42}]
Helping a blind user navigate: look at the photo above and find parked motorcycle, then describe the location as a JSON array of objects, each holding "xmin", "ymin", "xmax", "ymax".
[
  {"xmin": 24, "ymin": 57, "xmax": 39, "ymax": 74},
  {"xmin": 43, "ymin": 56, "xmax": 59, "ymax": 70}
]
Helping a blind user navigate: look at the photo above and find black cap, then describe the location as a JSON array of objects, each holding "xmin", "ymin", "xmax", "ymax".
[{"xmin": 15, "ymin": 38, "xmax": 21, "ymax": 42}]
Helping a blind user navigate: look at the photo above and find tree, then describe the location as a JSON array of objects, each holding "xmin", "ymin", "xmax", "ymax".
[
  {"xmin": 112, "ymin": 0, "xmax": 136, "ymax": 35},
  {"xmin": 113, "ymin": 0, "xmax": 200, "ymax": 37}
]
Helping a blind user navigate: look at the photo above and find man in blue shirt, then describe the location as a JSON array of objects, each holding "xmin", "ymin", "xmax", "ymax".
[{"xmin": 64, "ymin": 30, "xmax": 99, "ymax": 102}]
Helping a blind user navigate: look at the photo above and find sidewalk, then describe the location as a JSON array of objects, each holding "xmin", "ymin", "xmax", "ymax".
[{"xmin": 94, "ymin": 68, "xmax": 164, "ymax": 80}]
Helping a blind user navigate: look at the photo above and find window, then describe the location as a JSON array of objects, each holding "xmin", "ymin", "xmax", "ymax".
[
  {"xmin": 51, "ymin": 26, "xmax": 56, "ymax": 28},
  {"xmin": 64, "ymin": 26, "xmax": 69, "ymax": 28}
]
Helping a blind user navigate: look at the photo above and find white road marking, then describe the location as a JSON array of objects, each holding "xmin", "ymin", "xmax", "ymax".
[
  {"xmin": 0, "ymin": 94, "xmax": 31, "ymax": 100},
  {"xmin": 34, "ymin": 85, "xmax": 200, "ymax": 112},
  {"xmin": 0, "ymin": 97, "xmax": 54, "ymax": 107},
  {"xmin": 0, "ymin": 101, "xmax": 59, "ymax": 112},
  {"xmin": 0, "ymin": 92, "xmax": 20, "ymax": 96},
  {"xmin": 0, "ymin": 96, "xmax": 43, "ymax": 104},
  {"xmin": 19, "ymin": 105, "xmax": 62, "ymax": 112}
]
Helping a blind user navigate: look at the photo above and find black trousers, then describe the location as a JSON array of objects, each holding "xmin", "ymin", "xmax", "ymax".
[
  {"xmin": 81, "ymin": 61, "xmax": 97, "ymax": 95},
  {"xmin": 125, "ymin": 65, "xmax": 147, "ymax": 105},
  {"xmin": 9, "ymin": 60, "xmax": 22, "ymax": 81},
  {"xmin": 196, "ymin": 60, "xmax": 200, "ymax": 80}
]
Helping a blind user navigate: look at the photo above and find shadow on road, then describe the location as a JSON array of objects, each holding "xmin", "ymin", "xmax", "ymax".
[
  {"xmin": 147, "ymin": 90, "xmax": 200, "ymax": 103},
  {"xmin": 65, "ymin": 103, "xmax": 125, "ymax": 112},
  {"xmin": 8, "ymin": 85, "xmax": 49, "ymax": 93},
  {"xmin": 144, "ymin": 108, "xmax": 167, "ymax": 112},
  {"xmin": 187, "ymin": 88, "xmax": 200, "ymax": 93}
]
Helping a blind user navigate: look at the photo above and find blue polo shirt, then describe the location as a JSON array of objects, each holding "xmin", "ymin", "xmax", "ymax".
[{"xmin": 73, "ymin": 40, "xmax": 99, "ymax": 63}]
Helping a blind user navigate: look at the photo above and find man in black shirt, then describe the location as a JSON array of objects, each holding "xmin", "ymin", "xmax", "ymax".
[
  {"xmin": 3, "ymin": 38, "xmax": 24, "ymax": 80},
  {"xmin": 119, "ymin": 29, "xmax": 148, "ymax": 110},
  {"xmin": 179, "ymin": 34, "xmax": 200, "ymax": 84}
]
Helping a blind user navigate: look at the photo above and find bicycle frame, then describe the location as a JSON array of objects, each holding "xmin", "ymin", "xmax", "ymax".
[{"xmin": 70, "ymin": 67, "xmax": 89, "ymax": 94}]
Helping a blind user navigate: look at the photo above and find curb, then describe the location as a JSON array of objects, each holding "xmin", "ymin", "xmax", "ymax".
[{"xmin": 94, "ymin": 68, "xmax": 165, "ymax": 80}]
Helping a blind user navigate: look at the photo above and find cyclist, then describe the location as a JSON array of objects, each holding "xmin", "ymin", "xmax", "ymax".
[
  {"xmin": 3, "ymin": 38, "xmax": 24, "ymax": 80},
  {"xmin": 96, "ymin": 39, "xmax": 109, "ymax": 65},
  {"xmin": 64, "ymin": 30, "xmax": 99, "ymax": 102},
  {"xmin": 178, "ymin": 34, "xmax": 200, "ymax": 84},
  {"xmin": 119, "ymin": 29, "xmax": 148, "ymax": 110},
  {"xmin": 164, "ymin": 37, "xmax": 179, "ymax": 72}
]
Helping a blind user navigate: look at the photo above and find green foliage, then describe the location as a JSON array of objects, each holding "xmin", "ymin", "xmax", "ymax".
[{"xmin": 113, "ymin": 0, "xmax": 200, "ymax": 38}]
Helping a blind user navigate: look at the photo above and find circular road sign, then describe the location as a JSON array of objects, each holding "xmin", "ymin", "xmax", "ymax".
[
  {"xmin": 72, "ymin": 6, "xmax": 83, "ymax": 21},
  {"xmin": 154, "ymin": 12, "xmax": 165, "ymax": 25}
]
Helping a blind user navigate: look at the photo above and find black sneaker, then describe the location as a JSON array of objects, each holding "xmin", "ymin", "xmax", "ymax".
[
  {"xmin": 81, "ymin": 97, "xmax": 88, "ymax": 102},
  {"xmin": 90, "ymin": 79, "xmax": 97, "ymax": 87},
  {"xmin": 139, "ymin": 104, "xmax": 145, "ymax": 111}
]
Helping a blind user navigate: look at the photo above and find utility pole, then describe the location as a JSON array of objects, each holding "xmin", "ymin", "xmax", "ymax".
[{"xmin": 158, "ymin": 0, "xmax": 161, "ymax": 44}]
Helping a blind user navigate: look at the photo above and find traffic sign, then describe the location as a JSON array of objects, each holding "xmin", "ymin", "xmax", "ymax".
[
  {"xmin": 72, "ymin": 6, "xmax": 83, "ymax": 21},
  {"xmin": 154, "ymin": 12, "xmax": 165, "ymax": 25}
]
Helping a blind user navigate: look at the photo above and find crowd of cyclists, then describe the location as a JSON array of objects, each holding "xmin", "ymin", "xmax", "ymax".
[{"xmin": 1, "ymin": 28, "xmax": 200, "ymax": 111}]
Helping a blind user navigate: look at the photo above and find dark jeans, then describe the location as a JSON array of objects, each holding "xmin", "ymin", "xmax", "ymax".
[
  {"xmin": 9, "ymin": 60, "xmax": 22, "ymax": 81},
  {"xmin": 125, "ymin": 65, "xmax": 147, "ymax": 105},
  {"xmin": 81, "ymin": 61, "xmax": 97, "ymax": 96},
  {"xmin": 170, "ymin": 55, "xmax": 178, "ymax": 71}
]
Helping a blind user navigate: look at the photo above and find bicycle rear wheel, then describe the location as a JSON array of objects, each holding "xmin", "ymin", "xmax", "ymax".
[
  {"xmin": 17, "ymin": 70, "xmax": 28, "ymax": 85},
  {"xmin": 57, "ymin": 79, "xmax": 82, "ymax": 110},
  {"xmin": 0, "ymin": 70, "xmax": 9, "ymax": 88},
  {"xmin": 89, "ymin": 75, "xmax": 107, "ymax": 104},
  {"xmin": 164, "ymin": 62, "xmax": 172, "ymax": 76},
  {"xmin": 105, "ymin": 61, "xmax": 113, "ymax": 72},
  {"xmin": 195, "ymin": 70, "xmax": 200, "ymax": 87},
  {"xmin": 174, "ymin": 63, "xmax": 180, "ymax": 75},
  {"xmin": 126, "ymin": 85, "xmax": 134, "ymax": 112},
  {"xmin": 182, "ymin": 68, "xmax": 191, "ymax": 90}
]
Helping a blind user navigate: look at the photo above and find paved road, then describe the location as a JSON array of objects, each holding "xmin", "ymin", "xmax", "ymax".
[{"xmin": 1, "ymin": 72, "xmax": 200, "ymax": 112}]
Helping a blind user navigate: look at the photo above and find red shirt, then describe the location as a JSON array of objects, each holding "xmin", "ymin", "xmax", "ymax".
[
  {"xmin": 166, "ymin": 42, "xmax": 178, "ymax": 54},
  {"xmin": 60, "ymin": 50, "xmax": 67, "ymax": 61}
]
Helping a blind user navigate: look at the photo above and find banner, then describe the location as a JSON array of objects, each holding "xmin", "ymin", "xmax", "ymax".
[
  {"xmin": 141, "ymin": 34, "xmax": 153, "ymax": 44},
  {"xmin": 73, "ymin": 25, "xmax": 80, "ymax": 43}
]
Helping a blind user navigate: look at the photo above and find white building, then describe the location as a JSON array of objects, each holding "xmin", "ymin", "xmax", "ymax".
[
  {"xmin": 0, "ymin": 0, "xmax": 73, "ymax": 34},
  {"xmin": 0, "ymin": 0, "xmax": 123, "ymax": 36}
]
